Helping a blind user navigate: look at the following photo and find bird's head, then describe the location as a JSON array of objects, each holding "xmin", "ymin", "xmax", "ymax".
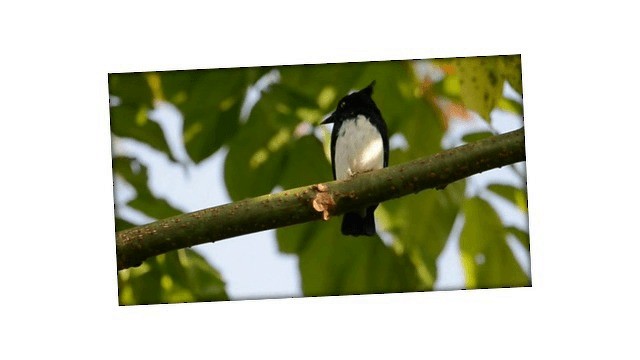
[{"xmin": 321, "ymin": 81, "xmax": 377, "ymax": 125}]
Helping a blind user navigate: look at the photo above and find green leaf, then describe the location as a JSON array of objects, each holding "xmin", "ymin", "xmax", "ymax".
[
  {"xmin": 170, "ymin": 68, "xmax": 250, "ymax": 163},
  {"xmin": 183, "ymin": 100, "xmax": 243, "ymax": 164},
  {"xmin": 223, "ymin": 94, "xmax": 291, "ymax": 201},
  {"xmin": 110, "ymin": 105, "xmax": 176, "ymax": 161},
  {"xmin": 151, "ymin": 67, "xmax": 268, "ymax": 164},
  {"xmin": 487, "ymin": 183, "xmax": 528, "ymax": 212},
  {"xmin": 459, "ymin": 197, "xmax": 530, "ymax": 289},
  {"xmin": 431, "ymin": 74, "xmax": 462, "ymax": 101},
  {"xmin": 380, "ymin": 180, "xmax": 465, "ymax": 288},
  {"xmin": 496, "ymin": 96, "xmax": 524, "ymax": 116},
  {"xmin": 499, "ymin": 55, "xmax": 523, "ymax": 96},
  {"xmin": 279, "ymin": 135, "xmax": 333, "ymax": 189},
  {"xmin": 278, "ymin": 62, "xmax": 366, "ymax": 105},
  {"xmin": 462, "ymin": 131, "xmax": 494, "ymax": 143},
  {"xmin": 112, "ymin": 156, "xmax": 184, "ymax": 220},
  {"xmin": 127, "ymin": 196, "xmax": 183, "ymax": 220},
  {"xmin": 108, "ymin": 73, "xmax": 154, "ymax": 107},
  {"xmin": 112, "ymin": 156, "xmax": 145, "ymax": 188},
  {"xmin": 279, "ymin": 219, "xmax": 421, "ymax": 297},
  {"xmin": 118, "ymin": 249, "xmax": 228, "ymax": 305},
  {"xmin": 455, "ymin": 56, "xmax": 504, "ymax": 122},
  {"xmin": 460, "ymin": 197, "xmax": 501, "ymax": 255}
]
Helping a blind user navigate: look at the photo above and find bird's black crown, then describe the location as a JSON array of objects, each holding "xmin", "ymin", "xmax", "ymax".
[{"xmin": 321, "ymin": 81, "xmax": 381, "ymax": 124}]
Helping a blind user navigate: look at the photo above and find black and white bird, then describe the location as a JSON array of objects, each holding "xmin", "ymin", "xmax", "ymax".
[{"xmin": 321, "ymin": 81, "xmax": 389, "ymax": 236}]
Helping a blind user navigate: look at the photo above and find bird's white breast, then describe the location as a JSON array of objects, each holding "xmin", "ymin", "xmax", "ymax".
[{"xmin": 334, "ymin": 115, "xmax": 384, "ymax": 181}]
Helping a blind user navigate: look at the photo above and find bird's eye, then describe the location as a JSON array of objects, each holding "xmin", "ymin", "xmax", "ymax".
[{"xmin": 339, "ymin": 101, "xmax": 345, "ymax": 109}]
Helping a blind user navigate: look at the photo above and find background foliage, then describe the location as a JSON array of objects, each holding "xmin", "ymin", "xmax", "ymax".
[{"xmin": 110, "ymin": 55, "xmax": 529, "ymax": 305}]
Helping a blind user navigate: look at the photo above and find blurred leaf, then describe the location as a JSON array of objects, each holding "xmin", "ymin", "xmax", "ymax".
[
  {"xmin": 455, "ymin": 56, "xmax": 504, "ymax": 122},
  {"xmin": 118, "ymin": 249, "xmax": 228, "ymax": 305},
  {"xmin": 462, "ymin": 131, "xmax": 494, "ymax": 143},
  {"xmin": 267, "ymin": 82, "xmax": 319, "ymax": 111},
  {"xmin": 506, "ymin": 226, "xmax": 530, "ymax": 250},
  {"xmin": 112, "ymin": 156, "xmax": 145, "ymax": 189},
  {"xmin": 223, "ymin": 93, "xmax": 292, "ymax": 201},
  {"xmin": 183, "ymin": 100, "xmax": 244, "ymax": 164},
  {"xmin": 496, "ymin": 96, "xmax": 524, "ymax": 116},
  {"xmin": 460, "ymin": 197, "xmax": 530, "ymax": 289},
  {"xmin": 487, "ymin": 183, "xmax": 528, "ymax": 212},
  {"xmin": 278, "ymin": 62, "xmax": 366, "ymax": 105},
  {"xmin": 279, "ymin": 135, "xmax": 332, "ymax": 189},
  {"xmin": 155, "ymin": 70, "xmax": 198, "ymax": 104},
  {"xmin": 108, "ymin": 73, "xmax": 154, "ymax": 107},
  {"xmin": 277, "ymin": 222, "xmax": 314, "ymax": 254},
  {"xmin": 279, "ymin": 219, "xmax": 421, "ymax": 297},
  {"xmin": 127, "ymin": 196, "xmax": 183, "ymax": 220},
  {"xmin": 112, "ymin": 156, "xmax": 184, "ymax": 220},
  {"xmin": 460, "ymin": 197, "xmax": 504, "ymax": 255},
  {"xmin": 150, "ymin": 67, "xmax": 268, "ymax": 164},
  {"xmin": 380, "ymin": 181, "xmax": 465, "ymax": 288},
  {"xmin": 166, "ymin": 68, "xmax": 252, "ymax": 163},
  {"xmin": 499, "ymin": 55, "xmax": 523, "ymax": 96},
  {"xmin": 431, "ymin": 74, "xmax": 462, "ymax": 101},
  {"xmin": 110, "ymin": 105, "xmax": 176, "ymax": 161}
]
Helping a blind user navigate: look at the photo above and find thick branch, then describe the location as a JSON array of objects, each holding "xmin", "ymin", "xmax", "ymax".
[{"xmin": 116, "ymin": 127, "xmax": 525, "ymax": 270}]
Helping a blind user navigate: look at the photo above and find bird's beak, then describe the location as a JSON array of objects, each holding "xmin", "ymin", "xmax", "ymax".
[{"xmin": 320, "ymin": 113, "xmax": 335, "ymax": 124}]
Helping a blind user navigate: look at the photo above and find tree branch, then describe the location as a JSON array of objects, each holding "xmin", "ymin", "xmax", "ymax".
[{"xmin": 116, "ymin": 127, "xmax": 526, "ymax": 270}]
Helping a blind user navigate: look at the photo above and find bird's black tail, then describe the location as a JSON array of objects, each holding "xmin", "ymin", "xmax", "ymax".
[{"xmin": 341, "ymin": 204, "xmax": 378, "ymax": 236}]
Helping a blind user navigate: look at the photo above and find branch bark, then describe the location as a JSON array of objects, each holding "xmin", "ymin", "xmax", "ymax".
[{"xmin": 116, "ymin": 127, "xmax": 526, "ymax": 270}]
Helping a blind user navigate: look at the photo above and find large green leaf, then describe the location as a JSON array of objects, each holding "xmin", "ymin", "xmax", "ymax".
[
  {"xmin": 223, "ymin": 90, "xmax": 296, "ymax": 201},
  {"xmin": 455, "ymin": 56, "xmax": 504, "ymax": 122},
  {"xmin": 279, "ymin": 135, "xmax": 332, "ymax": 189},
  {"xmin": 181, "ymin": 72, "xmax": 239, "ymax": 161},
  {"xmin": 459, "ymin": 197, "xmax": 530, "ymax": 289},
  {"xmin": 279, "ymin": 219, "xmax": 421, "ymax": 297},
  {"xmin": 110, "ymin": 105, "xmax": 176, "ymax": 161},
  {"xmin": 499, "ymin": 55, "xmax": 523, "ymax": 96},
  {"xmin": 118, "ymin": 249, "xmax": 228, "ymax": 305},
  {"xmin": 431, "ymin": 57, "xmax": 523, "ymax": 118}
]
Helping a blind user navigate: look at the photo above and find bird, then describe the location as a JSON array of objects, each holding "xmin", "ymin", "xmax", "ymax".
[{"xmin": 321, "ymin": 81, "xmax": 389, "ymax": 236}]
